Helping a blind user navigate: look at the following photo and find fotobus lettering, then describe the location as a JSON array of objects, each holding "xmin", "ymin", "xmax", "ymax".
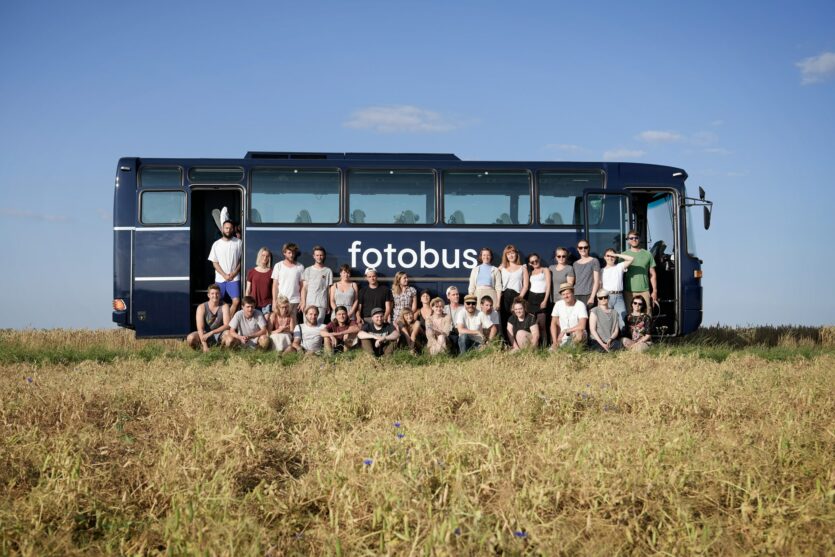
[{"xmin": 349, "ymin": 240, "xmax": 479, "ymax": 271}]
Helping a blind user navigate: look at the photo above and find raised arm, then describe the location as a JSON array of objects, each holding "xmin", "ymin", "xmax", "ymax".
[{"xmin": 617, "ymin": 252, "xmax": 635, "ymax": 270}]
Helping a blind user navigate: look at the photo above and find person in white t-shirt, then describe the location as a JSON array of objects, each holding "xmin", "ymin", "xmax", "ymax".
[
  {"xmin": 271, "ymin": 242, "xmax": 305, "ymax": 317},
  {"xmin": 456, "ymin": 294, "xmax": 493, "ymax": 353},
  {"xmin": 601, "ymin": 248, "xmax": 634, "ymax": 322},
  {"xmin": 549, "ymin": 283, "xmax": 588, "ymax": 349},
  {"xmin": 300, "ymin": 245, "xmax": 333, "ymax": 325},
  {"xmin": 291, "ymin": 306, "xmax": 326, "ymax": 355},
  {"xmin": 207, "ymin": 220, "xmax": 243, "ymax": 316},
  {"xmin": 223, "ymin": 296, "xmax": 269, "ymax": 350},
  {"xmin": 478, "ymin": 296, "xmax": 501, "ymax": 344}
]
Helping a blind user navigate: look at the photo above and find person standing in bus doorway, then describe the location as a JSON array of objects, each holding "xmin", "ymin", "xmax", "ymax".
[
  {"xmin": 208, "ymin": 220, "xmax": 243, "ymax": 316},
  {"xmin": 621, "ymin": 230, "xmax": 657, "ymax": 311},
  {"xmin": 186, "ymin": 284, "xmax": 230, "ymax": 352},
  {"xmin": 271, "ymin": 242, "xmax": 305, "ymax": 318},
  {"xmin": 357, "ymin": 268, "xmax": 393, "ymax": 323},
  {"xmin": 468, "ymin": 247, "xmax": 502, "ymax": 308},
  {"xmin": 572, "ymin": 240, "xmax": 600, "ymax": 307},
  {"xmin": 300, "ymin": 246, "xmax": 333, "ymax": 326},
  {"xmin": 499, "ymin": 245, "xmax": 529, "ymax": 343}
]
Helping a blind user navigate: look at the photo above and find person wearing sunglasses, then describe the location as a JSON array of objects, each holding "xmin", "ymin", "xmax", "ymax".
[
  {"xmin": 548, "ymin": 247, "xmax": 575, "ymax": 305},
  {"xmin": 525, "ymin": 253, "xmax": 550, "ymax": 345},
  {"xmin": 623, "ymin": 297, "xmax": 652, "ymax": 352},
  {"xmin": 601, "ymin": 248, "xmax": 635, "ymax": 322},
  {"xmin": 455, "ymin": 294, "xmax": 493, "ymax": 353},
  {"xmin": 588, "ymin": 289, "xmax": 624, "ymax": 352},
  {"xmin": 622, "ymin": 230, "xmax": 657, "ymax": 311},
  {"xmin": 573, "ymin": 240, "xmax": 600, "ymax": 307}
]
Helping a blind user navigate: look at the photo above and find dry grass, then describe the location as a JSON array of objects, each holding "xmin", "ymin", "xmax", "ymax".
[{"xmin": 1, "ymin": 329, "xmax": 833, "ymax": 555}]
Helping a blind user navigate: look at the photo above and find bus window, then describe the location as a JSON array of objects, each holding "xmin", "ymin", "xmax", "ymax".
[
  {"xmin": 140, "ymin": 191, "xmax": 186, "ymax": 224},
  {"xmin": 443, "ymin": 171, "xmax": 530, "ymax": 225},
  {"xmin": 251, "ymin": 169, "xmax": 340, "ymax": 224},
  {"xmin": 188, "ymin": 167, "xmax": 244, "ymax": 183},
  {"xmin": 539, "ymin": 171, "xmax": 604, "ymax": 225},
  {"xmin": 347, "ymin": 170, "xmax": 435, "ymax": 224},
  {"xmin": 140, "ymin": 167, "xmax": 182, "ymax": 188}
]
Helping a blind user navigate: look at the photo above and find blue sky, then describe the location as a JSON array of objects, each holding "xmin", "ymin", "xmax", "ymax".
[{"xmin": 1, "ymin": 1, "xmax": 833, "ymax": 329}]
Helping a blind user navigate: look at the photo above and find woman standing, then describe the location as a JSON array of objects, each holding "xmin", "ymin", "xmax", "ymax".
[
  {"xmin": 499, "ymin": 244, "xmax": 529, "ymax": 342},
  {"xmin": 417, "ymin": 289, "xmax": 433, "ymax": 326},
  {"xmin": 425, "ymin": 297, "xmax": 452, "ymax": 356},
  {"xmin": 329, "ymin": 264, "xmax": 359, "ymax": 319},
  {"xmin": 548, "ymin": 247, "xmax": 575, "ymax": 305},
  {"xmin": 623, "ymin": 297, "xmax": 653, "ymax": 352},
  {"xmin": 468, "ymin": 247, "xmax": 502, "ymax": 308},
  {"xmin": 245, "ymin": 247, "xmax": 274, "ymax": 316},
  {"xmin": 525, "ymin": 253, "xmax": 550, "ymax": 344},
  {"xmin": 572, "ymin": 240, "xmax": 600, "ymax": 306},
  {"xmin": 601, "ymin": 248, "xmax": 634, "ymax": 321},
  {"xmin": 391, "ymin": 271, "xmax": 418, "ymax": 325}
]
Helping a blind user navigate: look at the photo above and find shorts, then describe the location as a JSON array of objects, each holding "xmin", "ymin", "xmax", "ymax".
[
  {"xmin": 206, "ymin": 331, "xmax": 225, "ymax": 346},
  {"xmin": 218, "ymin": 280, "xmax": 241, "ymax": 301}
]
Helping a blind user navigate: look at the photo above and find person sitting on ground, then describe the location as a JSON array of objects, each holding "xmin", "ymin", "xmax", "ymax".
[
  {"xmin": 589, "ymin": 289, "xmax": 624, "ymax": 352},
  {"xmin": 224, "ymin": 296, "xmax": 270, "ymax": 350},
  {"xmin": 444, "ymin": 285, "xmax": 465, "ymax": 353},
  {"xmin": 186, "ymin": 284, "xmax": 230, "ymax": 352},
  {"xmin": 300, "ymin": 245, "xmax": 333, "ymax": 325},
  {"xmin": 322, "ymin": 305, "xmax": 359, "ymax": 354},
  {"xmin": 549, "ymin": 283, "xmax": 588, "ymax": 349},
  {"xmin": 425, "ymin": 297, "xmax": 453, "ymax": 356},
  {"xmin": 268, "ymin": 295, "xmax": 296, "ymax": 353},
  {"xmin": 477, "ymin": 296, "xmax": 500, "ymax": 344},
  {"xmin": 245, "ymin": 247, "xmax": 274, "ymax": 316},
  {"xmin": 417, "ymin": 289, "xmax": 433, "ymax": 326},
  {"xmin": 456, "ymin": 294, "xmax": 493, "ymax": 353},
  {"xmin": 357, "ymin": 268, "xmax": 393, "ymax": 324},
  {"xmin": 291, "ymin": 306, "xmax": 326, "ymax": 355},
  {"xmin": 396, "ymin": 308, "xmax": 424, "ymax": 354},
  {"xmin": 507, "ymin": 298, "xmax": 539, "ymax": 352},
  {"xmin": 358, "ymin": 307, "xmax": 400, "ymax": 357},
  {"xmin": 623, "ymin": 297, "xmax": 653, "ymax": 352},
  {"xmin": 208, "ymin": 220, "xmax": 243, "ymax": 316}
]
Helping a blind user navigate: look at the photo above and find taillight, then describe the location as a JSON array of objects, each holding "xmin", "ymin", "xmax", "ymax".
[
  {"xmin": 113, "ymin": 299, "xmax": 127, "ymax": 311},
  {"xmin": 694, "ymin": 270, "xmax": 703, "ymax": 279}
]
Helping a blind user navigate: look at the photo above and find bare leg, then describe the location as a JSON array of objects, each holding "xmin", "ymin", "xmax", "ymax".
[
  {"xmin": 229, "ymin": 297, "xmax": 240, "ymax": 318},
  {"xmin": 186, "ymin": 332, "xmax": 201, "ymax": 350}
]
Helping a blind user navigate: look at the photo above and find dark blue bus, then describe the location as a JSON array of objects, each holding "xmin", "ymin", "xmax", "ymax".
[{"xmin": 112, "ymin": 151, "xmax": 712, "ymax": 338}]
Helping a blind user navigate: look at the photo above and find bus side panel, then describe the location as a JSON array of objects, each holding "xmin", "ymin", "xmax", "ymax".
[
  {"xmin": 113, "ymin": 158, "xmax": 137, "ymax": 327},
  {"xmin": 133, "ymin": 230, "xmax": 191, "ymax": 337}
]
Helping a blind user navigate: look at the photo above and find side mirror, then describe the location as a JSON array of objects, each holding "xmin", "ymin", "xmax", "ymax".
[{"xmin": 703, "ymin": 206, "xmax": 711, "ymax": 230}]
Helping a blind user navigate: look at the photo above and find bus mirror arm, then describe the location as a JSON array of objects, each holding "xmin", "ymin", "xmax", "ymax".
[{"xmin": 684, "ymin": 189, "xmax": 713, "ymax": 231}]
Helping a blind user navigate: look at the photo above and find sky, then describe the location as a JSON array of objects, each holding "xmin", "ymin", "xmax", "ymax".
[{"xmin": 1, "ymin": 0, "xmax": 834, "ymax": 329}]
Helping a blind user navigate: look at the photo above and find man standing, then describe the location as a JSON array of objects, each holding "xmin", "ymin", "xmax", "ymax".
[
  {"xmin": 456, "ymin": 294, "xmax": 493, "ymax": 353},
  {"xmin": 358, "ymin": 307, "xmax": 400, "ymax": 357},
  {"xmin": 549, "ymin": 283, "xmax": 588, "ymax": 349},
  {"xmin": 224, "ymin": 296, "xmax": 270, "ymax": 350},
  {"xmin": 300, "ymin": 245, "xmax": 333, "ymax": 325},
  {"xmin": 357, "ymin": 268, "xmax": 393, "ymax": 323},
  {"xmin": 208, "ymin": 220, "xmax": 243, "ymax": 316},
  {"xmin": 272, "ymin": 243, "xmax": 305, "ymax": 317},
  {"xmin": 622, "ymin": 229, "xmax": 657, "ymax": 310}
]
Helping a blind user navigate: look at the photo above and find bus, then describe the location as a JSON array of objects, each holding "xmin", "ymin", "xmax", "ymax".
[{"xmin": 112, "ymin": 151, "xmax": 713, "ymax": 338}]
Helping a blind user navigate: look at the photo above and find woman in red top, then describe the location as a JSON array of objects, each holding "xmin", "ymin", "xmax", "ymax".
[{"xmin": 245, "ymin": 247, "xmax": 273, "ymax": 315}]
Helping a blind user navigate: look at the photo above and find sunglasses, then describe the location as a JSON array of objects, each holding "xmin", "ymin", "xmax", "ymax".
[
  {"xmin": 556, "ymin": 254, "xmax": 567, "ymax": 259},
  {"xmin": 632, "ymin": 301, "xmax": 644, "ymax": 306},
  {"xmin": 578, "ymin": 245, "xmax": 589, "ymax": 250},
  {"xmin": 529, "ymin": 259, "xmax": 540, "ymax": 264},
  {"xmin": 465, "ymin": 301, "xmax": 477, "ymax": 306},
  {"xmin": 597, "ymin": 296, "xmax": 609, "ymax": 300},
  {"xmin": 628, "ymin": 236, "xmax": 640, "ymax": 240}
]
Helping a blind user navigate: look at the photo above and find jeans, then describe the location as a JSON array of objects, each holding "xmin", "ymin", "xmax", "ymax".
[
  {"xmin": 609, "ymin": 293, "xmax": 626, "ymax": 323},
  {"xmin": 458, "ymin": 333, "xmax": 484, "ymax": 354}
]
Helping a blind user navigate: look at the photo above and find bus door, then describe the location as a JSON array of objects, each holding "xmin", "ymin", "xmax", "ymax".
[
  {"xmin": 631, "ymin": 189, "xmax": 680, "ymax": 336},
  {"xmin": 583, "ymin": 190, "xmax": 633, "ymax": 258},
  {"xmin": 133, "ymin": 182, "xmax": 192, "ymax": 337}
]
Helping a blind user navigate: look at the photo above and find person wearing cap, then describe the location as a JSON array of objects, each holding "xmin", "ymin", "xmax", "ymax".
[
  {"xmin": 455, "ymin": 294, "xmax": 493, "ymax": 353},
  {"xmin": 358, "ymin": 306, "xmax": 399, "ymax": 357},
  {"xmin": 357, "ymin": 267, "xmax": 393, "ymax": 324},
  {"xmin": 621, "ymin": 229, "xmax": 657, "ymax": 311},
  {"xmin": 588, "ymin": 289, "xmax": 624, "ymax": 352},
  {"xmin": 549, "ymin": 283, "xmax": 588, "ymax": 349}
]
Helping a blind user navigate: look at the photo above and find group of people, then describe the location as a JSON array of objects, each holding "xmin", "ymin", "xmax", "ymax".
[{"xmin": 188, "ymin": 219, "xmax": 656, "ymax": 356}]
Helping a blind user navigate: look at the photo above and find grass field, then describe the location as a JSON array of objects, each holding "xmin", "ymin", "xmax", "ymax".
[{"xmin": 1, "ymin": 327, "xmax": 833, "ymax": 555}]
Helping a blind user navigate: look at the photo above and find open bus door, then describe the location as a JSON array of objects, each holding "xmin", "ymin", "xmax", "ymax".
[{"xmin": 583, "ymin": 190, "xmax": 633, "ymax": 259}]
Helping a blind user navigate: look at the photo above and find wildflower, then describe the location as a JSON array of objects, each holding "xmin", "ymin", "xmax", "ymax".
[
  {"xmin": 26, "ymin": 377, "xmax": 33, "ymax": 383},
  {"xmin": 514, "ymin": 530, "xmax": 528, "ymax": 538},
  {"xmin": 396, "ymin": 432, "xmax": 405, "ymax": 439},
  {"xmin": 454, "ymin": 527, "xmax": 461, "ymax": 536},
  {"xmin": 393, "ymin": 421, "xmax": 401, "ymax": 428},
  {"xmin": 363, "ymin": 458, "xmax": 373, "ymax": 466}
]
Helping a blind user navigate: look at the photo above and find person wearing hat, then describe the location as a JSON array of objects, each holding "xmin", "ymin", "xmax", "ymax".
[
  {"xmin": 588, "ymin": 289, "xmax": 624, "ymax": 352},
  {"xmin": 549, "ymin": 282, "xmax": 588, "ymax": 349},
  {"xmin": 357, "ymin": 306, "xmax": 399, "ymax": 357},
  {"xmin": 455, "ymin": 294, "xmax": 494, "ymax": 353},
  {"xmin": 357, "ymin": 267, "xmax": 393, "ymax": 324}
]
